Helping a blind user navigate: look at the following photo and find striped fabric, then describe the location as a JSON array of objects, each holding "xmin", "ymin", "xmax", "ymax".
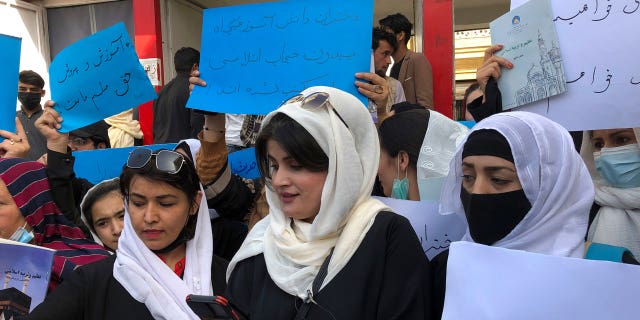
[{"xmin": 0, "ymin": 157, "xmax": 110, "ymax": 291}]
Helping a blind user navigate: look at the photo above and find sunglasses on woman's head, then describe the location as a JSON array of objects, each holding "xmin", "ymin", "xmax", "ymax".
[
  {"xmin": 280, "ymin": 92, "xmax": 349, "ymax": 129},
  {"xmin": 126, "ymin": 148, "xmax": 185, "ymax": 174}
]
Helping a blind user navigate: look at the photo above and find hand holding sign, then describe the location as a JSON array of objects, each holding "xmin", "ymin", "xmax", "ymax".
[{"xmin": 49, "ymin": 22, "xmax": 156, "ymax": 132}]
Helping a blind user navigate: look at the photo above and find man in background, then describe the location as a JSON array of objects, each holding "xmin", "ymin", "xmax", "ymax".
[
  {"xmin": 372, "ymin": 27, "xmax": 406, "ymax": 122},
  {"xmin": 17, "ymin": 70, "xmax": 48, "ymax": 160},
  {"xmin": 380, "ymin": 13, "xmax": 434, "ymax": 109},
  {"xmin": 153, "ymin": 47, "xmax": 204, "ymax": 143}
]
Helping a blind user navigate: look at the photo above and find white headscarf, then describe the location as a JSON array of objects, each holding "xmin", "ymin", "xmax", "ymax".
[
  {"xmin": 439, "ymin": 111, "xmax": 593, "ymax": 258},
  {"xmin": 79, "ymin": 177, "xmax": 121, "ymax": 250},
  {"xmin": 416, "ymin": 110, "xmax": 469, "ymax": 200},
  {"xmin": 227, "ymin": 86, "xmax": 390, "ymax": 299},
  {"xmin": 580, "ymin": 129, "xmax": 640, "ymax": 257},
  {"xmin": 113, "ymin": 181, "xmax": 213, "ymax": 319}
]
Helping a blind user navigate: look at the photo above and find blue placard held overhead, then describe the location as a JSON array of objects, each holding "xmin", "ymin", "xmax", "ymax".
[
  {"xmin": 0, "ymin": 34, "xmax": 22, "ymax": 133},
  {"xmin": 188, "ymin": 0, "xmax": 373, "ymax": 114},
  {"xmin": 49, "ymin": 22, "xmax": 156, "ymax": 132}
]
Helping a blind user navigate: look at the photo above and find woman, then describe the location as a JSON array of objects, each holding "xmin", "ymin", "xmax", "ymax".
[
  {"xmin": 0, "ymin": 157, "xmax": 110, "ymax": 291},
  {"xmin": 80, "ymin": 178, "xmax": 124, "ymax": 252},
  {"xmin": 581, "ymin": 128, "xmax": 640, "ymax": 259},
  {"xmin": 377, "ymin": 108, "xmax": 468, "ymax": 201},
  {"xmin": 460, "ymin": 82, "xmax": 482, "ymax": 121},
  {"xmin": 432, "ymin": 111, "xmax": 594, "ymax": 318},
  {"xmin": 29, "ymin": 147, "xmax": 227, "ymax": 319},
  {"xmin": 226, "ymin": 87, "xmax": 431, "ymax": 319}
]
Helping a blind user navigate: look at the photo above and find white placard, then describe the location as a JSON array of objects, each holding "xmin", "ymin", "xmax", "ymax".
[
  {"xmin": 139, "ymin": 58, "xmax": 161, "ymax": 86},
  {"xmin": 443, "ymin": 242, "xmax": 640, "ymax": 320},
  {"xmin": 509, "ymin": 0, "xmax": 640, "ymax": 130},
  {"xmin": 375, "ymin": 197, "xmax": 467, "ymax": 260}
]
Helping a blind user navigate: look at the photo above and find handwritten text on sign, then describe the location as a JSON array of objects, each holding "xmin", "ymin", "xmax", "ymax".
[
  {"xmin": 509, "ymin": 0, "xmax": 640, "ymax": 130},
  {"xmin": 188, "ymin": 0, "xmax": 373, "ymax": 114},
  {"xmin": 49, "ymin": 22, "xmax": 156, "ymax": 132}
]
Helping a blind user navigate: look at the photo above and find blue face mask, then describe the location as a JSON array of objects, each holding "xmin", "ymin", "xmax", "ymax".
[
  {"xmin": 390, "ymin": 158, "xmax": 409, "ymax": 200},
  {"xmin": 9, "ymin": 222, "xmax": 34, "ymax": 244},
  {"xmin": 594, "ymin": 144, "xmax": 640, "ymax": 188}
]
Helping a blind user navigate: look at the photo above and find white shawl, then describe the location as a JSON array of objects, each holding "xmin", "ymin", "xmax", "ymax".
[
  {"xmin": 581, "ymin": 129, "xmax": 640, "ymax": 258},
  {"xmin": 439, "ymin": 112, "xmax": 594, "ymax": 258},
  {"xmin": 113, "ymin": 184, "xmax": 213, "ymax": 319},
  {"xmin": 227, "ymin": 86, "xmax": 389, "ymax": 300}
]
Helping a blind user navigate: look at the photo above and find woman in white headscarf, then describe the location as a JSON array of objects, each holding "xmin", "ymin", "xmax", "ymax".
[
  {"xmin": 377, "ymin": 107, "xmax": 468, "ymax": 201},
  {"xmin": 30, "ymin": 146, "xmax": 227, "ymax": 319},
  {"xmin": 432, "ymin": 111, "xmax": 595, "ymax": 318},
  {"xmin": 226, "ymin": 86, "xmax": 431, "ymax": 319},
  {"xmin": 580, "ymin": 128, "xmax": 640, "ymax": 259}
]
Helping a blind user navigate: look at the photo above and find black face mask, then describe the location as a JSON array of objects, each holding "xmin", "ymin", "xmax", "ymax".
[
  {"xmin": 460, "ymin": 187, "xmax": 532, "ymax": 246},
  {"xmin": 18, "ymin": 92, "xmax": 42, "ymax": 111}
]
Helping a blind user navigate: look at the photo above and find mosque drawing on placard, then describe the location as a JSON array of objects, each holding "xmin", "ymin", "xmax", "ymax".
[{"xmin": 514, "ymin": 31, "xmax": 566, "ymax": 106}]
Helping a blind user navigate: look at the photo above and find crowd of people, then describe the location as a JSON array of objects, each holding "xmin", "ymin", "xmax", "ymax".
[{"xmin": 0, "ymin": 11, "xmax": 637, "ymax": 320}]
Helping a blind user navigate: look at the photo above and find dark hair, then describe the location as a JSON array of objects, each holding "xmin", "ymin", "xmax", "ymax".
[
  {"xmin": 81, "ymin": 178, "xmax": 121, "ymax": 234},
  {"xmin": 119, "ymin": 149, "xmax": 201, "ymax": 240},
  {"xmin": 462, "ymin": 82, "xmax": 481, "ymax": 108},
  {"xmin": 19, "ymin": 70, "xmax": 45, "ymax": 89},
  {"xmin": 390, "ymin": 101, "xmax": 424, "ymax": 114},
  {"xmin": 379, "ymin": 13, "xmax": 413, "ymax": 45},
  {"xmin": 372, "ymin": 27, "xmax": 398, "ymax": 52},
  {"xmin": 378, "ymin": 109, "xmax": 430, "ymax": 168},
  {"xmin": 255, "ymin": 113, "xmax": 328, "ymax": 188},
  {"xmin": 174, "ymin": 47, "xmax": 200, "ymax": 74}
]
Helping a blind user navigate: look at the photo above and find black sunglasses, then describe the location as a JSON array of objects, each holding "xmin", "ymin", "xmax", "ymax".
[
  {"xmin": 126, "ymin": 148, "xmax": 185, "ymax": 174},
  {"xmin": 280, "ymin": 92, "xmax": 349, "ymax": 129}
]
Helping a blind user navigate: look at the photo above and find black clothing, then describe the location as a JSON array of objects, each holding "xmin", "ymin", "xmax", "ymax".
[
  {"xmin": 466, "ymin": 78, "xmax": 502, "ymax": 122},
  {"xmin": 28, "ymin": 255, "xmax": 228, "ymax": 319},
  {"xmin": 17, "ymin": 108, "xmax": 47, "ymax": 160},
  {"xmin": 226, "ymin": 211, "xmax": 432, "ymax": 319},
  {"xmin": 431, "ymin": 249, "xmax": 449, "ymax": 320},
  {"xmin": 390, "ymin": 57, "xmax": 404, "ymax": 80},
  {"xmin": 45, "ymin": 149, "xmax": 94, "ymax": 238},
  {"xmin": 153, "ymin": 73, "xmax": 203, "ymax": 144}
]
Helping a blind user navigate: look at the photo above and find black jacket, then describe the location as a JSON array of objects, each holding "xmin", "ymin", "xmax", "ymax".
[
  {"xmin": 28, "ymin": 254, "xmax": 228, "ymax": 319},
  {"xmin": 226, "ymin": 211, "xmax": 433, "ymax": 319}
]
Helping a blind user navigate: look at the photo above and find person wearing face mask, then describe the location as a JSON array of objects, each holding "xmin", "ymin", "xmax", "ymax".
[
  {"xmin": 376, "ymin": 108, "xmax": 468, "ymax": 201},
  {"xmin": 580, "ymin": 128, "xmax": 640, "ymax": 259},
  {"xmin": 431, "ymin": 112, "xmax": 595, "ymax": 319},
  {"xmin": 16, "ymin": 70, "xmax": 48, "ymax": 161}
]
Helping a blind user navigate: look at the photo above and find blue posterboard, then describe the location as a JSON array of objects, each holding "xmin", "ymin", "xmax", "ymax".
[
  {"xmin": 188, "ymin": 0, "xmax": 373, "ymax": 114},
  {"xmin": 0, "ymin": 34, "xmax": 21, "ymax": 133},
  {"xmin": 73, "ymin": 145, "xmax": 259, "ymax": 184},
  {"xmin": 49, "ymin": 22, "xmax": 156, "ymax": 132}
]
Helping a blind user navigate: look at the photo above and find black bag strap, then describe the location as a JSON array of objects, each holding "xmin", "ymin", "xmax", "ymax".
[{"xmin": 293, "ymin": 248, "xmax": 334, "ymax": 320}]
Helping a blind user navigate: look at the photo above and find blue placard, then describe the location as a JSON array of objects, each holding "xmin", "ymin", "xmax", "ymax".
[
  {"xmin": 49, "ymin": 22, "xmax": 156, "ymax": 132},
  {"xmin": 228, "ymin": 147, "xmax": 260, "ymax": 179},
  {"xmin": 0, "ymin": 34, "xmax": 21, "ymax": 133},
  {"xmin": 188, "ymin": 0, "xmax": 373, "ymax": 114},
  {"xmin": 73, "ymin": 145, "xmax": 260, "ymax": 184}
]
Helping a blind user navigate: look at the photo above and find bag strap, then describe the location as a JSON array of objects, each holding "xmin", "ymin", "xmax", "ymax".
[{"xmin": 293, "ymin": 248, "xmax": 334, "ymax": 320}]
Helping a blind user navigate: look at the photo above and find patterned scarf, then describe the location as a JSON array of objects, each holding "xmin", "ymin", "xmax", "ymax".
[{"xmin": 0, "ymin": 158, "xmax": 110, "ymax": 291}]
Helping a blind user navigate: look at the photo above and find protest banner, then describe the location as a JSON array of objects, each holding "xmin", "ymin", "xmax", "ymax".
[
  {"xmin": 509, "ymin": 0, "xmax": 640, "ymax": 130},
  {"xmin": 72, "ymin": 145, "xmax": 259, "ymax": 184},
  {"xmin": 0, "ymin": 34, "xmax": 21, "ymax": 133},
  {"xmin": 375, "ymin": 197, "xmax": 467, "ymax": 260},
  {"xmin": 443, "ymin": 241, "xmax": 640, "ymax": 319},
  {"xmin": 49, "ymin": 22, "xmax": 156, "ymax": 132},
  {"xmin": 188, "ymin": 0, "xmax": 373, "ymax": 114}
]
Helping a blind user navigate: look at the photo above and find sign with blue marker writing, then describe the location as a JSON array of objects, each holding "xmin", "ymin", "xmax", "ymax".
[
  {"xmin": 188, "ymin": 0, "xmax": 373, "ymax": 114},
  {"xmin": 375, "ymin": 197, "xmax": 466, "ymax": 260},
  {"xmin": 49, "ymin": 22, "xmax": 156, "ymax": 132},
  {"xmin": 0, "ymin": 34, "xmax": 21, "ymax": 133},
  {"xmin": 73, "ymin": 145, "xmax": 259, "ymax": 184}
]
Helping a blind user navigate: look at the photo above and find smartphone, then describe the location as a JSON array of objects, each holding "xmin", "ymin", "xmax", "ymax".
[{"xmin": 186, "ymin": 294, "xmax": 240, "ymax": 320}]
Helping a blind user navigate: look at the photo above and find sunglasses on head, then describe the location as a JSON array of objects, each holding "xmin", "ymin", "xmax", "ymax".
[
  {"xmin": 126, "ymin": 148, "xmax": 185, "ymax": 174},
  {"xmin": 280, "ymin": 92, "xmax": 349, "ymax": 129}
]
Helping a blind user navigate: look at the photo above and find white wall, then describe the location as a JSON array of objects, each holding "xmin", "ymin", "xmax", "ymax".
[
  {"xmin": 160, "ymin": 0, "xmax": 203, "ymax": 84},
  {"xmin": 0, "ymin": 0, "xmax": 51, "ymax": 105}
]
